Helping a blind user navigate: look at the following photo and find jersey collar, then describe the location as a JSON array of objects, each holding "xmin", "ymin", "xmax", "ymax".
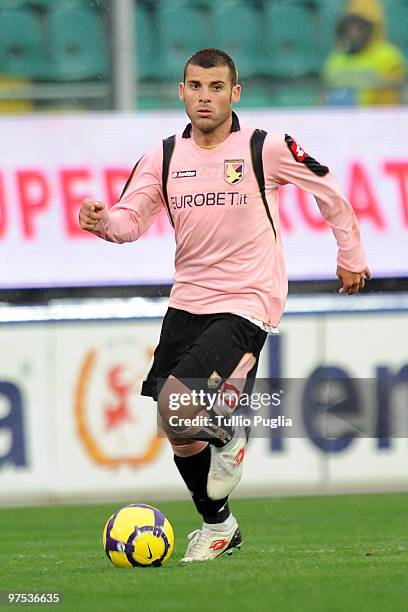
[{"xmin": 182, "ymin": 111, "xmax": 240, "ymax": 138}]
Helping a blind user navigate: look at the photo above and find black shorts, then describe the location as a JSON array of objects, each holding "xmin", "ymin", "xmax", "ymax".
[{"xmin": 141, "ymin": 307, "xmax": 267, "ymax": 401}]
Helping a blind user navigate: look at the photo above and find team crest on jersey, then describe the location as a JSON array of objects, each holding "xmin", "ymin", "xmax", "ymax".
[{"xmin": 224, "ymin": 159, "xmax": 244, "ymax": 185}]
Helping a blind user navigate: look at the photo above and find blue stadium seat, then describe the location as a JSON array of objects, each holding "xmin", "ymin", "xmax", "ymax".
[
  {"xmin": 47, "ymin": 7, "xmax": 108, "ymax": 81},
  {"xmin": 155, "ymin": 1, "xmax": 210, "ymax": 80},
  {"xmin": 1, "ymin": 0, "xmax": 27, "ymax": 7},
  {"xmin": 134, "ymin": 1, "xmax": 157, "ymax": 80},
  {"xmin": 270, "ymin": 84, "xmax": 319, "ymax": 108},
  {"xmin": 137, "ymin": 92, "xmax": 163, "ymax": 110},
  {"xmin": 317, "ymin": 0, "xmax": 347, "ymax": 61},
  {"xmin": 0, "ymin": 8, "xmax": 48, "ymax": 78},
  {"xmin": 32, "ymin": 0, "xmax": 86, "ymax": 7},
  {"xmin": 237, "ymin": 88, "xmax": 272, "ymax": 108},
  {"xmin": 386, "ymin": 1, "xmax": 408, "ymax": 59},
  {"xmin": 263, "ymin": 3, "xmax": 320, "ymax": 77},
  {"xmin": 209, "ymin": 1, "xmax": 262, "ymax": 79}
]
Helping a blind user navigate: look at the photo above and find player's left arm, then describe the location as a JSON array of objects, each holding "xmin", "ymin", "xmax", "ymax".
[{"xmin": 271, "ymin": 133, "xmax": 371, "ymax": 294}]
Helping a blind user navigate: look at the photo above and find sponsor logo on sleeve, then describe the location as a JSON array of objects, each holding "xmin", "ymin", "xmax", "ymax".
[{"xmin": 285, "ymin": 134, "xmax": 329, "ymax": 177}]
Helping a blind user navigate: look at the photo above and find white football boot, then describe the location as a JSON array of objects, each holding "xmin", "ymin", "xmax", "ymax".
[
  {"xmin": 206, "ymin": 424, "xmax": 247, "ymax": 500},
  {"xmin": 180, "ymin": 517, "xmax": 242, "ymax": 562}
]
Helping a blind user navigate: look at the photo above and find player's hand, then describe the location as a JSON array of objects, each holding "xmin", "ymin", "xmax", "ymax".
[
  {"xmin": 79, "ymin": 199, "xmax": 106, "ymax": 231},
  {"xmin": 337, "ymin": 266, "xmax": 371, "ymax": 295}
]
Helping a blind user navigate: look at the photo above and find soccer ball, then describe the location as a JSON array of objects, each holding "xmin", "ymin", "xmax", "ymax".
[{"xmin": 103, "ymin": 504, "xmax": 174, "ymax": 568}]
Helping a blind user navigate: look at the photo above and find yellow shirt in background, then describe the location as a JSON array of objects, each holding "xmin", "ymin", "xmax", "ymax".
[
  {"xmin": 324, "ymin": 41, "xmax": 406, "ymax": 106},
  {"xmin": 0, "ymin": 76, "xmax": 33, "ymax": 113}
]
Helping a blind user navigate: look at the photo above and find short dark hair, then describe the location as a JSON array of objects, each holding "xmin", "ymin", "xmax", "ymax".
[{"xmin": 183, "ymin": 48, "xmax": 238, "ymax": 86}]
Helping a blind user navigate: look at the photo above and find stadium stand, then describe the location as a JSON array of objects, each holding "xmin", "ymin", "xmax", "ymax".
[
  {"xmin": 47, "ymin": 6, "xmax": 108, "ymax": 81},
  {"xmin": 135, "ymin": 0, "xmax": 157, "ymax": 80},
  {"xmin": 0, "ymin": 0, "xmax": 406, "ymax": 109},
  {"xmin": 155, "ymin": 1, "xmax": 209, "ymax": 80},
  {"xmin": 385, "ymin": 1, "xmax": 408, "ymax": 57},
  {"xmin": 0, "ymin": 7, "xmax": 47, "ymax": 78},
  {"xmin": 263, "ymin": 3, "xmax": 320, "ymax": 77},
  {"xmin": 317, "ymin": 0, "xmax": 347, "ymax": 59},
  {"xmin": 210, "ymin": 0, "xmax": 263, "ymax": 79}
]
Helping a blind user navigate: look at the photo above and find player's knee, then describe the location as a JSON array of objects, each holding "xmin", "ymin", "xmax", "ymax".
[{"xmin": 169, "ymin": 438, "xmax": 208, "ymax": 458}]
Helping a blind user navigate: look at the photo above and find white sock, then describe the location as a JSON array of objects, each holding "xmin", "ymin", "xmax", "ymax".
[{"xmin": 203, "ymin": 513, "xmax": 235, "ymax": 532}]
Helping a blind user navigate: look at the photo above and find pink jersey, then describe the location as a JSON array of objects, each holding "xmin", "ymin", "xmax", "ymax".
[{"xmin": 93, "ymin": 113, "xmax": 367, "ymax": 327}]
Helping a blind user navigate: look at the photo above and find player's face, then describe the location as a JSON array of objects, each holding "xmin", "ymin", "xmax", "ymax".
[{"xmin": 179, "ymin": 65, "xmax": 241, "ymax": 134}]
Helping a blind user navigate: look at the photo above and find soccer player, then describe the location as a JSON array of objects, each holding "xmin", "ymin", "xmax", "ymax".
[{"xmin": 79, "ymin": 48, "xmax": 370, "ymax": 562}]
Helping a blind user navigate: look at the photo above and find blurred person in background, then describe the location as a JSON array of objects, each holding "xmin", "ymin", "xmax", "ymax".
[
  {"xmin": 0, "ymin": 75, "xmax": 33, "ymax": 113},
  {"xmin": 323, "ymin": 0, "xmax": 406, "ymax": 106}
]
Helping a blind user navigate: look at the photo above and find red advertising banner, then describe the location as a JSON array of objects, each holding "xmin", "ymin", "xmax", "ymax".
[{"xmin": 1, "ymin": 108, "xmax": 407, "ymax": 287}]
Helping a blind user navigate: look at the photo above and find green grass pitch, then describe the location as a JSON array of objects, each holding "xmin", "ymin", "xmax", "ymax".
[{"xmin": 1, "ymin": 493, "xmax": 407, "ymax": 612}]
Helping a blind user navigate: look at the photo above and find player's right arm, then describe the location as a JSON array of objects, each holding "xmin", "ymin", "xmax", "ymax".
[
  {"xmin": 79, "ymin": 199, "xmax": 107, "ymax": 231},
  {"xmin": 79, "ymin": 143, "xmax": 165, "ymax": 243}
]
